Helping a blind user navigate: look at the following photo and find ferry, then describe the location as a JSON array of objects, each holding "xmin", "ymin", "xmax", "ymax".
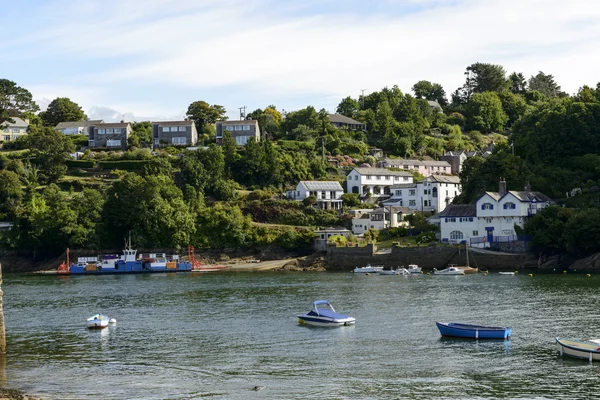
[{"xmin": 57, "ymin": 241, "xmax": 195, "ymax": 275}]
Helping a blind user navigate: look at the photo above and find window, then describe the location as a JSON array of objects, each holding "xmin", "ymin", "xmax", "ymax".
[
  {"xmin": 486, "ymin": 218, "xmax": 492, "ymax": 223},
  {"xmin": 12, "ymin": 128, "xmax": 19, "ymax": 133},
  {"xmin": 98, "ymin": 129, "xmax": 106, "ymax": 134},
  {"xmin": 330, "ymin": 191, "xmax": 336, "ymax": 199},
  {"xmin": 163, "ymin": 127, "xmax": 170, "ymax": 132},
  {"xmin": 473, "ymin": 230, "xmax": 479, "ymax": 236},
  {"xmin": 106, "ymin": 139, "xmax": 121, "ymax": 147},
  {"xmin": 502, "ymin": 229, "xmax": 514, "ymax": 236},
  {"xmin": 481, "ymin": 203, "xmax": 493, "ymax": 210},
  {"xmin": 386, "ymin": 176, "xmax": 390, "ymax": 180},
  {"xmin": 172, "ymin": 137, "xmax": 187, "ymax": 145},
  {"xmin": 409, "ymin": 200, "xmax": 416, "ymax": 207},
  {"xmin": 235, "ymin": 136, "xmax": 249, "ymax": 145},
  {"xmin": 445, "ymin": 218, "xmax": 456, "ymax": 223},
  {"xmin": 179, "ymin": 126, "xmax": 187, "ymax": 132},
  {"xmin": 403, "ymin": 165, "xmax": 408, "ymax": 169},
  {"xmin": 234, "ymin": 125, "xmax": 242, "ymax": 131},
  {"xmin": 3, "ymin": 129, "xmax": 8, "ymax": 133},
  {"xmin": 114, "ymin": 128, "xmax": 122, "ymax": 134},
  {"xmin": 225, "ymin": 125, "xmax": 234, "ymax": 131},
  {"xmin": 3, "ymin": 135, "xmax": 10, "ymax": 141},
  {"xmin": 503, "ymin": 202, "xmax": 516, "ymax": 209},
  {"xmin": 106, "ymin": 128, "xmax": 114, "ymax": 134},
  {"xmin": 403, "ymin": 177, "xmax": 409, "ymax": 181},
  {"xmin": 355, "ymin": 175, "xmax": 359, "ymax": 180},
  {"xmin": 376, "ymin": 176, "xmax": 381, "ymax": 180},
  {"xmin": 449, "ymin": 230, "xmax": 463, "ymax": 240},
  {"xmin": 321, "ymin": 191, "xmax": 326, "ymax": 199},
  {"xmin": 367, "ymin": 175, "xmax": 372, "ymax": 180},
  {"xmin": 242, "ymin": 125, "xmax": 250, "ymax": 131},
  {"xmin": 409, "ymin": 189, "xmax": 416, "ymax": 196},
  {"xmin": 469, "ymin": 217, "xmax": 473, "ymax": 222},
  {"xmin": 395, "ymin": 177, "xmax": 400, "ymax": 181},
  {"xmin": 395, "ymin": 190, "xmax": 402, "ymax": 196}
]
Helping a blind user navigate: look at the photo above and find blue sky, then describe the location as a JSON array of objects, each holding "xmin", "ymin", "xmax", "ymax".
[{"xmin": 4, "ymin": 0, "xmax": 600, "ymax": 122}]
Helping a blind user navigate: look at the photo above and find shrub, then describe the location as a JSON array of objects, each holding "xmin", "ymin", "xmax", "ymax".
[
  {"xmin": 98, "ymin": 160, "xmax": 150, "ymax": 170},
  {"xmin": 66, "ymin": 160, "xmax": 95, "ymax": 168}
]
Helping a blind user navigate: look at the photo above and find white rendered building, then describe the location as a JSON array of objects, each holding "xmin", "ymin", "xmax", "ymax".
[
  {"xmin": 383, "ymin": 175, "xmax": 461, "ymax": 214},
  {"xmin": 286, "ymin": 181, "xmax": 344, "ymax": 210},
  {"xmin": 346, "ymin": 167, "xmax": 413, "ymax": 198}
]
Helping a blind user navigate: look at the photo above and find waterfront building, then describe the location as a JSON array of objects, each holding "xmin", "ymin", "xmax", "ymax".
[
  {"xmin": 383, "ymin": 175, "xmax": 461, "ymax": 214},
  {"xmin": 286, "ymin": 181, "xmax": 344, "ymax": 210},
  {"xmin": 346, "ymin": 167, "xmax": 413, "ymax": 198}
]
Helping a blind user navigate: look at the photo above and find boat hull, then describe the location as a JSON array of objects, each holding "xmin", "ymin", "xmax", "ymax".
[
  {"xmin": 354, "ymin": 266, "xmax": 384, "ymax": 273},
  {"xmin": 87, "ymin": 315, "xmax": 109, "ymax": 329},
  {"xmin": 297, "ymin": 315, "xmax": 356, "ymax": 327},
  {"xmin": 556, "ymin": 338, "xmax": 600, "ymax": 361},
  {"xmin": 68, "ymin": 261, "xmax": 193, "ymax": 275},
  {"xmin": 436, "ymin": 322, "xmax": 511, "ymax": 340},
  {"xmin": 433, "ymin": 269, "xmax": 464, "ymax": 276}
]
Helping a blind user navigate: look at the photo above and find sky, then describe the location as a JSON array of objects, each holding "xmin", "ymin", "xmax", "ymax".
[{"xmin": 3, "ymin": 0, "xmax": 600, "ymax": 122}]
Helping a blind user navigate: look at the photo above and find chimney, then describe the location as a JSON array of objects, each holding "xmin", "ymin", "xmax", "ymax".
[
  {"xmin": 499, "ymin": 177, "xmax": 507, "ymax": 196},
  {"xmin": 524, "ymin": 181, "xmax": 531, "ymax": 192}
]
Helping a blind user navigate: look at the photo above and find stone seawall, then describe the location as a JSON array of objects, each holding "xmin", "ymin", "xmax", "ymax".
[{"xmin": 327, "ymin": 244, "xmax": 527, "ymax": 271}]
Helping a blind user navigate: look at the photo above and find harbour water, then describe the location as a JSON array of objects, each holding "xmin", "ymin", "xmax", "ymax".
[{"xmin": 3, "ymin": 271, "xmax": 600, "ymax": 399}]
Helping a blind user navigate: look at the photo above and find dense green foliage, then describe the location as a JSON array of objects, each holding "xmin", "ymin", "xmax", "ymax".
[{"xmin": 39, "ymin": 97, "xmax": 86, "ymax": 127}]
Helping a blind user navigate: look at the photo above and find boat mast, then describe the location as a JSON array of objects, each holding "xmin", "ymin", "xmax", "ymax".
[{"xmin": 466, "ymin": 241, "xmax": 469, "ymax": 267}]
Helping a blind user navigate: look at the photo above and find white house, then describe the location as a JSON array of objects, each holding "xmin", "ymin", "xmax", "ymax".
[
  {"xmin": 286, "ymin": 181, "xmax": 344, "ymax": 210},
  {"xmin": 439, "ymin": 179, "xmax": 552, "ymax": 247},
  {"xmin": 351, "ymin": 206, "xmax": 414, "ymax": 235},
  {"xmin": 383, "ymin": 175, "xmax": 461, "ymax": 214},
  {"xmin": 55, "ymin": 120, "xmax": 104, "ymax": 135},
  {"xmin": 377, "ymin": 158, "xmax": 452, "ymax": 177},
  {"xmin": 346, "ymin": 168, "xmax": 413, "ymax": 197}
]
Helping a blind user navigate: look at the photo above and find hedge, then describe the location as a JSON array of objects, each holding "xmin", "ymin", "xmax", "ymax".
[
  {"xmin": 66, "ymin": 160, "xmax": 96, "ymax": 168},
  {"xmin": 98, "ymin": 160, "xmax": 151, "ymax": 170}
]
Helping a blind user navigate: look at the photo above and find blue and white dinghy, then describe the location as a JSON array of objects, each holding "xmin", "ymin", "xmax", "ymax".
[{"xmin": 297, "ymin": 300, "xmax": 356, "ymax": 327}]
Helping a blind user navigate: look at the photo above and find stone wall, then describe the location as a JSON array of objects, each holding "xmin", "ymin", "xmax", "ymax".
[{"xmin": 326, "ymin": 244, "xmax": 527, "ymax": 271}]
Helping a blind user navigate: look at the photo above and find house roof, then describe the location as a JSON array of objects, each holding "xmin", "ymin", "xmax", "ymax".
[
  {"xmin": 92, "ymin": 122, "xmax": 131, "ymax": 128},
  {"xmin": 428, "ymin": 175, "xmax": 461, "ymax": 184},
  {"xmin": 217, "ymin": 119, "xmax": 259, "ymax": 125},
  {"xmin": 299, "ymin": 181, "xmax": 344, "ymax": 191},
  {"xmin": 3, "ymin": 117, "xmax": 29, "ymax": 127},
  {"xmin": 428, "ymin": 100, "xmax": 443, "ymax": 110},
  {"xmin": 352, "ymin": 167, "xmax": 413, "ymax": 177},
  {"xmin": 55, "ymin": 120, "xmax": 102, "ymax": 129},
  {"xmin": 482, "ymin": 192, "xmax": 502, "ymax": 201},
  {"xmin": 438, "ymin": 204, "xmax": 477, "ymax": 217},
  {"xmin": 327, "ymin": 114, "xmax": 365, "ymax": 125},
  {"xmin": 315, "ymin": 227, "xmax": 351, "ymax": 233},
  {"xmin": 381, "ymin": 158, "xmax": 451, "ymax": 167},
  {"xmin": 506, "ymin": 191, "xmax": 552, "ymax": 203},
  {"xmin": 369, "ymin": 206, "xmax": 415, "ymax": 215},
  {"xmin": 152, "ymin": 120, "xmax": 194, "ymax": 126}
]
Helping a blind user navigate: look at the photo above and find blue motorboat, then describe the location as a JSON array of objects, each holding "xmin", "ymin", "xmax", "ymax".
[
  {"xmin": 436, "ymin": 322, "xmax": 511, "ymax": 340},
  {"xmin": 297, "ymin": 300, "xmax": 355, "ymax": 327}
]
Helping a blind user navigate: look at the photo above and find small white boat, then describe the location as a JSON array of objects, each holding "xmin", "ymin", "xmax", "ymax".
[
  {"xmin": 378, "ymin": 267, "xmax": 409, "ymax": 275},
  {"xmin": 433, "ymin": 266, "xmax": 465, "ymax": 275},
  {"xmin": 556, "ymin": 338, "xmax": 600, "ymax": 361},
  {"xmin": 354, "ymin": 264, "xmax": 384, "ymax": 273},
  {"xmin": 87, "ymin": 314, "xmax": 110, "ymax": 329},
  {"xmin": 407, "ymin": 264, "xmax": 421, "ymax": 274},
  {"xmin": 297, "ymin": 300, "xmax": 356, "ymax": 327},
  {"xmin": 499, "ymin": 272, "xmax": 515, "ymax": 276}
]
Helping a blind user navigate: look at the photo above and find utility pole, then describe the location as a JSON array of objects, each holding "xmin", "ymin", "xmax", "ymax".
[
  {"xmin": 238, "ymin": 106, "xmax": 247, "ymax": 120},
  {"xmin": 322, "ymin": 136, "xmax": 325, "ymax": 163}
]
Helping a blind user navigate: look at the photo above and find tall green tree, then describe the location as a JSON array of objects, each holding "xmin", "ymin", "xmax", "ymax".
[
  {"xmin": 336, "ymin": 96, "xmax": 360, "ymax": 118},
  {"xmin": 453, "ymin": 63, "xmax": 508, "ymax": 104},
  {"xmin": 464, "ymin": 92, "xmax": 508, "ymax": 133},
  {"xmin": 186, "ymin": 101, "xmax": 227, "ymax": 131},
  {"xmin": 412, "ymin": 80, "xmax": 448, "ymax": 106},
  {"xmin": 39, "ymin": 97, "xmax": 86, "ymax": 127},
  {"xmin": 27, "ymin": 126, "xmax": 75, "ymax": 183},
  {"xmin": 508, "ymin": 72, "xmax": 527, "ymax": 94},
  {"xmin": 528, "ymin": 71, "xmax": 565, "ymax": 98},
  {"xmin": 0, "ymin": 79, "xmax": 39, "ymax": 125}
]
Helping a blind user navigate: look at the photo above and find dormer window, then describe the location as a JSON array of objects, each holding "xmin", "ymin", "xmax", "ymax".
[
  {"xmin": 481, "ymin": 203, "xmax": 493, "ymax": 210},
  {"xmin": 503, "ymin": 202, "xmax": 516, "ymax": 209}
]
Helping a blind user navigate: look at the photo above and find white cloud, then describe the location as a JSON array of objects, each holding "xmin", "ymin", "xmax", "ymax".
[{"xmin": 9, "ymin": 0, "xmax": 600, "ymax": 118}]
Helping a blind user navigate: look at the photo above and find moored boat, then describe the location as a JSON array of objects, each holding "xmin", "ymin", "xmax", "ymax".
[
  {"xmin": 354, "ymin": 264, "xmax": 384, "ymax": 273},
  {"xmin": 297, "ymin": 300, "xmax": 355, "ymax": 327},
  {"xmin": 407, "ymin": 264, "xmax": 421, "ymax": 274},
  {"xmin": 556, "ymin": 338, "xmax": 600, "ymax": 361},
  {"xmin": 378, "ymin": 267, "xmax": 409, "ymax": 275},
  {"xmin": 499, "ymin": 272, "xmax": 516, "ymax": 276},
  {"xmin": 87, "ymin": 314, "xmax": 110, "ymax": 329},
  {"xmin": 436, "ymin": 322, "xmax": 511, "ymax": 340},
  {"xmin": 433, "ymin": 266, "xmax": 464, "ymax": 275}
]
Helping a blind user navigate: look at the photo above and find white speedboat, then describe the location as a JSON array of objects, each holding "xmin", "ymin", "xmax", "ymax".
[
  {"xmin": 297, "ymin": 300, "xmax": 356, "ymax": 327},
  {"xmin": 87, "ymin": 314, "xmax": 110, "ymax": 329},
  {"xmin": 499, "ymin": 272, "xmax": 515, "ymax": 275},
  {"xmin": 353, "ymin": 264, "xmax": 384, "ymax": 273},
  {"xmin": 407, "ymin": 264, "xmax": 421, "ymax": 274},
  {"xmin": 433, "ymin": 266, "xmax": 465, "ymax": 275},
  {"xmin": 378, "ymin": 267, "xmax": 409, "ymax": 275}
]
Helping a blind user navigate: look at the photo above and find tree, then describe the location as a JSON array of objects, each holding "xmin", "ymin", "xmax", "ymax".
[
  {"xmin": 194, "ymin": 204, "xmax": 252, "ymax": 250},
  {"xmin": 412, "ymin": 80, "xmax": 448, "ymax": 106},
  {"xmin": 454, "ymin": 63, "xmax": 508, "ymax": 104},
  {"xmin": 39, "ymin": 97, "xmax": 86, "ymax": 127},
  {"xmin": 528, "ymin": 71, "xmax": 564, "ymax": 98},
  {"xmin": 497, "ymin": 90, "xmax": 528, "ymax": 127},
  {"xmin": 341, "ymin": 193, "xmax": 360, "ymax": 207},
  {"xmin": 336, "ymin": 96, "xmax": 360, "ymax": 118},
  {"xmin": 508, "ymin": 72, "xmax": 527, "ymax": 94},
  {"xmin": 0, "ymin": 170, "xmax": 23, "ymax": 218},
  {"xmin": 364, "ymin": 228, "xmax": 379, "ymax": 243},
  {"xmin": 524, "ymin": 206, "xmax": 573, "ymax": 252},
  {"xmin": 464, "ymin": 92, "xmax": 508, "ymax": 133},
  {"xmin": 142, "ymin": 157, "xmax": 174, "ymax": 177},
  {"xmin": 27, "ymin": 126, "xmax": 75, "ymax": 183},
  {"xmin": 0, "ymin": 79, "xmax": 39, "ymax": 125},
  {"xmin": 186, "ymin": 101, "xmax": 227, "ymax": 131},
  {"xmin": 130, "ymin": 121, "xmax": 153, "ymax": 147}
]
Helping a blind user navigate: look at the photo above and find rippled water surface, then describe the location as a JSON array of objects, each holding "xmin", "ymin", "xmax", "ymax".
[{"xmin": 3, "ymin": 271, "xmax": 600, "ymax": 399}]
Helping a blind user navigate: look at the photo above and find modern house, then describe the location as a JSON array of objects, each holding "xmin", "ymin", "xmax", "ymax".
[
  {"xmin": 327, "ymin": 114, "xmax": 366, "ymax": 131},
  {"xmin": 1, "ymin": 117, "xmax": 29, "ymax": 142},
  {"xmin": 55, "ymin": 120, "xmax": 104, "ymax": 135},
  {"xmin": 152, "ymin": 121, "xmax": 198, "ymax": 148},
  {"xmin": 351, "ymin": 206, "xmax": 414, "ymax": 235},
  {"xmin": 383, "ymin": 175, "xmax": 461, "ymax": 214},
  {"xmin": 439, "ymin": 178, "xmax": 551, "ymax": 247},
  {"xmin": 87, "ymin": 122, "xmax": 131, "ymax": 150},
  {"xmin": 377, "ymin": 158, "xmax": 452, "ymax": 177},
  {"xmin": 346, "ymin": 167, "xmax": 414, "ymax": 198},
  {"xmin": 216, "ymin": 119, "xmax": 260, "ymax": 146},
  {"xmin": 314, "ymin": 227, "xmax": 351, "ymax": 251},
  {"xmin": 286, "ymin": 181, "xmax": 344, "ymax": 210}
]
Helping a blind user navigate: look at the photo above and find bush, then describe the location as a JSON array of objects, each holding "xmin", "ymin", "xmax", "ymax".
[
  {"xmin": 416, "ymin": 232, "xmax": 436, "ymax": 244},
  {"xmin": 379, "ymin": 227, "xmax": 408, "ymax": 241},
  {"xmin": 66, "ymin": 159, "xmax": 96, "ymax": 168},
  {"xmin": 303, "ymin": 195, "xmax": 317, "ymax": 207},
  {"xmin": 247, "ymin": 189, "xmax": 274, "ymax": 201},
  {"xmin": 341, "ymin": 193, "xmax": 360, "ymax": 207}
]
